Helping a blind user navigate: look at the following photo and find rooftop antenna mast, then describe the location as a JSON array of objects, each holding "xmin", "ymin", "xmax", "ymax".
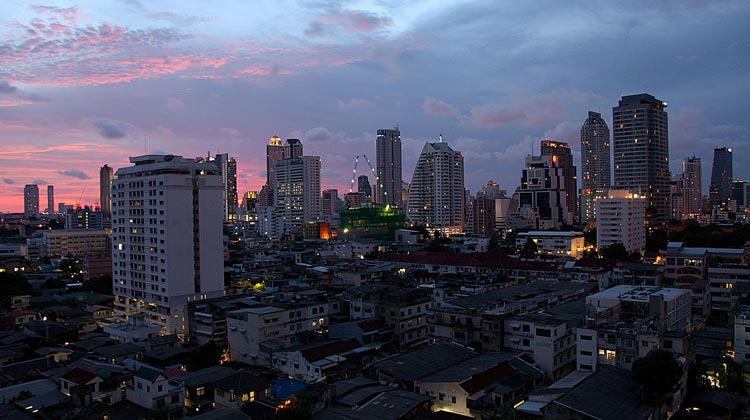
[{"xmin": 144, "ymin": 135, "xmax": 147, "ymax": 155}]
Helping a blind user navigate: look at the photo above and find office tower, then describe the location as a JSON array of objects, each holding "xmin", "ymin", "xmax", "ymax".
[
  {"xmin": 671, "ymin": 175, "xmax": 685, "ymax": 221},
  {"xmin": 406, "ymin": 139, "xmax": 464, "ymax": 235},
  {"xmin": 284, "ymin": 138, "xmax": 303, "ymax": 159},
  {"xmin": 733, "ymin": 180, "xmax": 748, "ymax": 208},
  {"xmin": 682, "ymin": 157, "xmax": 702, "ymax": 218},
  {"xmin": 321, "ymin": 189, "xmax": 339, "ymax": 216},
  {"xmin": 478, "ymin": 180, "xmax": 506, "ymax": 199},
  {"xmin": 613, "ymin": 94, "xmax": 670, "ymax": 226},
  {"xmin": 46, "ymin": 185, "xmax": 54, "ymax": 215},
  {"xmin": 23, "ymin": 184, "xmax": 39, "ymax": 219},
  {"xmin": 111, "ymin": 155, "xmax": 225, "ymax": 335},
  {"xmin": 100, "ymin": 164, "xmax": 113, "ymax": 219},
  {"xmin": 357, "ymin": 175, "xmax": 372, "ymax": 200},
  {"xmin": 510, "ymin": 155, "xmax": 570, "ymax": 230},
  {"xmin": 580, "ymin": 111, "xmax": 611, "ymax": 222},
  {"xmin": 468, "ymin": 197, "xmax": 496, "ymax": 236},
  {"xmin": 207, "ymin": 153, "xmax": 238, "ymax": 222},
  {"xmin": 376, "ymin": 127, "xmax": 403, "ymax": 207},
  {"xmin": 596, "ymin": 190, "xmax": 646, "ymax": 253},
  {"xmin": 541, "ymin": 140, "xmax": 577, "ymax": 223},
  {"xmin": 709, "ymin": 147, "xmax": 733, "ymax": 206},
  {"xmin": 267, "ymin": 135, "xmax": 284, "ymax": 186},
  {"xmin": 273, "ymin": 143, "xmax": 321, "ymax": 232}
]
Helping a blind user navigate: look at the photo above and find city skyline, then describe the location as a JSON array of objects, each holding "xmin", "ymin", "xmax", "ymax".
[{"xmin": 1, "ymin": 1, "xmax": 749, "ymax": 212}]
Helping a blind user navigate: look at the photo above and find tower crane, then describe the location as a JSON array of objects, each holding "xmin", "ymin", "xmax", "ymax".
[{"xmin": 349, "ymin": 155, "xmax": 360, "ymax": 193}]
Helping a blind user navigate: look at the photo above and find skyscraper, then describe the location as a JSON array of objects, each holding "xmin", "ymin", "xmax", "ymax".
[
  {"xmin": 266, "ymin": 135, "xmax": 284, "ymax": 187},
  {"xmin": 709, "ymin": 147, "xmax": 733, "ymax": 206},
  {"xmin": 273, "ymin": 139, "xmax": 321, "ymax": 233},
  {"xmin": 208, "ymin": 153, "xmax": 238, "ymax": 222},
  {"xmin": 406, "ymin": 138, "xmax": 464, "ymax": 235},
  {"xmin": 23, "ymin": 184, "xmax": 39, "ymax": 219},
  {"xmin": 100, "ymin": 164, "xmax": 113, "ymax": 219},
  {"xmin": 580, "ymin": 111, "xmax": 611, "ymax": 222},
  {"xmin": 47, "ymin": 185, "xmax": 54, "ymax": 215},
  {"xmin": 682, "ymin": 157, "xmax": 702, "ymax": 219},
  {"xmin": 376, "ymin": 127, "xmax": 403, "ymax": 207},
  {"xmin": 111, "ymin": 155, "xmax": 225, "ymax": 335},
  {"xmin": 321, "ymin": 189, "xmax": 339, "ymax": 216},
  {"xmin": 613, "ymin": 94, "xmax": 670, "ymax": 226},
  {"xmin": 597, "ymin": 190, "xmax": 646, "ymax": 253},
  {"xmin": 541, "ymin": 140, "xmax": 577, "ymax": 223}
]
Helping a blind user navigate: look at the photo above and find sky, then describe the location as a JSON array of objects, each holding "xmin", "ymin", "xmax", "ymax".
[{"xmin": 0, "ymin": 0, "xmax": 748, "ymax": 212}]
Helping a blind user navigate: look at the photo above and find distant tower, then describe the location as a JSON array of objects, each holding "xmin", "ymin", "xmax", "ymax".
[
  {"xmin": 273, "ymin": 139, "xmax": 321, "ymax": 231},
  {"xmin": 208, "ymin": 153, "xmax": 239, "ymax": 222},
  {"xmin": 580, "ymin": 111, "xmax": 611, "ymax": 222},
  {"xmin": 613, "ymin": 94, "xmax": 669, "ymax": 226},
  {"xmin": 511, "ymin": 155, "xmax": 570, "ymax": 230},
  {"xmin": 321, "ymin": 189, "xmax": 339, "ymax": 216},
  {"xmin": 407, "ymin": 139, "xmax": 464, "ymax": 236},
  {"xmin": 47, "ymin": 185, "xmax": 54, "ymax": 215},
  {"xmin": 682, "ymin": 157, "xmax": 702, "ymax": 218},
  {"xmin": 376, "ymin": 127, "xmax": 403, "ymax": 207},
  {"xmin": 100, "ymin": 164, "xmax": 113, "ymax": 219},
  {"xmin": 709, "ymin": 147, "xmax": 733, "ymax": 206},
  {"xmin": 24, "ymin": 184, "xmax": 39, "ymax": 219},
  {"xmin": 541, "ymin": 140, "xmax": 577, "ymax": 223},
  {"xmin": 266, "ymin": 135, "xmax": 285, "ymax": 187},
  {"xmin": 357, "ymin": 175, "xmax": 372, "ymax": 200},
  {"xmin": 284, "ymin": 138, "xmax": 303, "ymax": 159}
]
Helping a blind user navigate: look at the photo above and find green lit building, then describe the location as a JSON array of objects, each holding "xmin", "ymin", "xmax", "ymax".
[{"xmin": 338, "ymin": 205, "xmax": 406, "ymax": 239}]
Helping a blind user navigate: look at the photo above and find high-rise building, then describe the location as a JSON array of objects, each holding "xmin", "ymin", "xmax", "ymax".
[
  {"xmin": 477, "ymin": 180, "xmax": 506, "ymax": 199},
  {"xmin": 596, "ymin": 190, "xmax": 646, "ymax": 253},
  {"xmin": 267, "ymin": 135, "xmax": 284, "ymax": 186},
  {"xmin": 357, "ymin": 175, "xmax": 372, "ymax": 200},
  {"xmin": 65, "ymin": 205, "xmax": 104, "ymax": 230},
  {"xmin": 613, "ymin": 94, "xmax": 670, "ymax": 226},
  {"xmin": 406, "ymin": 139, "xmax": 464, "ymax": 236},
  {"xmin": 709, "ymin": 147, "xmax": 733, "ymax": 206},
  {"xmin": 541, "ymin": 140, "xmax": 577, "ymax": 223},
  {"xmin": 100, "ymin": 164, "xmax": 113, "ymax": 219},
  {"xmin": 23, "ymin": 184, "xmax": 39, "ymax": 219},
  {"xmin": 111, "ymin": 155, "xmax": 225, "ymax": 335},
  {"xmin": 510, "ymin": 155, "xmax": 570, "ymax": 230},
  {"xmin": 682, "ymin": 156, "xmax": 702, "ymax": 219},
  {"xmin": 273, "ymin": 140, "xmax": 321, "ymax": 233},
  {"xmin": 46, "ymin": 185, "xmax": 54, "ymax": 215},
  {"xmin": 321, "ymin": 189, "xmax": 339, "ymax": 216},
  {"xmin": 733, "ymin": 180, "xmax": 748, "ymax": 209},
  {"xmin": 580, "ymin": 111, "xmax": 611, "ymax": 222},
  {"xmin": 207, "ymin": 153, "xmax": 238, "ymax": 222},
  {"xmin": 376, "ymin": 127, "xmax": 403, "ymax": 207}
]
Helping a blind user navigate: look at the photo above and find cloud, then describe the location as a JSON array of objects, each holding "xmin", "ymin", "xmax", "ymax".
[
  {"xmin": 0, "ymin": 81, "xmax": 18, "ymax": 94},
  {"xmin": 305, "ymin": 21, "xmax": 326, "ymax": 37},
  {"xmin": 147, "ymin": 11, "xmax": 214, "ymax": 26},
  {"xmin": 468, "ymin": 105, "xmax": 525, "ymax": 128},
  {"xmin": 166, "ymin": 98, "xmax": 185, "ymax": 110},
  {"xmin": 30, "ymin": 5, "xmax": 83, "ymax": 24},
  {"xmin": 423, "ymin": 96, "xmax": 459, "ymax": 117},
  {"xmin": 32, "ymin": 179, "xmax": 48, "ymax": 185},
  {"xmin": 2, "ymin": 178, "xmax": 13, "ymax": 184},
  {"xmin": 58, "ymin": 169, "xmax": 90, "ymax": 180},
  {"xmin": 92, "ymin": 118, "xmax": 130, "ymax": 139},
  {"xmin": 305, "ymin": 127, "xmax": 333, "ymax": 142},
  {"xmin": 219, "ymin": 128, "xmax": 240, "ymax": 137},
  {"xmin": 306, "ymin": 6, "xmax": 392, "ymax": 37},
  {"xmin": 337, "ymin": 98, "xmax": 375, "ymax": 111}
]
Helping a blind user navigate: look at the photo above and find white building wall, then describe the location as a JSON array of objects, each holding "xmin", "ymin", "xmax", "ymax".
[{"xmin": 596, "ymin": 190, "xmax": 646, "ymax": 253}]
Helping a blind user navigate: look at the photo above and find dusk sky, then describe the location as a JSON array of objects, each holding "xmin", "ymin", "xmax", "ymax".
[{"xmin": 1, "ymin": 1, "xmax": 748, "ymax": 212}]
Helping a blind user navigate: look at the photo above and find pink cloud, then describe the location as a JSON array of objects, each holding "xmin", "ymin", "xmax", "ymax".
[
  {"xmin": 423, "ymin": 96, "xmax": 459, "ymax": 117},
  {"xmin": 469, "ymin": 105, "xmax": 525, "ymax": 128}
]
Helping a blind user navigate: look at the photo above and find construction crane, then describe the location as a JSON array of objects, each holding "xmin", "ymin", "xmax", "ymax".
[
  {"xmin": 362, "ymin": 154, "xmax": 378, "ymax": 202},
  {"xmin": 76, "ymin": 186, "xmax": 86, "ymax": 208},
  {"xmin": 349, "ymin": 155, "xmax": 360, "ymax": 193}
]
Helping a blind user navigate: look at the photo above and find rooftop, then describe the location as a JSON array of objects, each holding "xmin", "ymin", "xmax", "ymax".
[
  {"xmin": 370, "ymin": 342, "xmax": 477, "ymax": 382},
  {"xmin": 589, "ymin": 285, "xmax": 689, "ymax": 303}
]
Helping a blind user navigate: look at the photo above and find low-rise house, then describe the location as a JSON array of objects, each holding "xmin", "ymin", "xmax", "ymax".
[
  {"xmin": 179, "ymin": 366, "xmax": 237, "ymax": 416},
  {"xmin": 5, "ymin": 310, "xmax": 38, "ymax": 326},
  {"xmin": 213, "ymin": 369, "xmax": 272, "ymax": 410},
  {"xmin": 126, "ymin": 365, "xmax": 184, "ymax": 417},
  {"xmin": 103, "ymin": 314, "xmax": 160, "ymax": 344},
  {"xmin": 272, "ymin": 339, "xmax": 363, "ymax": 383}
]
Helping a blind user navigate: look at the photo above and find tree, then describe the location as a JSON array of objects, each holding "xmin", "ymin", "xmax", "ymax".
[
  {"xmin": 82, "ymin": 274, "xmax": 113, "ymax": 295},
  {"xmin": 0, "ymin": 272, "xmax": 32, "ymax": 298},
  {"xmin": 600, "ymin": 242, "xmax": 628, "ymax": 261},
  {"xmin": 715, "ymin": 357, "xmax": 746, "ymax": 395},
  {"xmin": 521, "ymin": 238, "xmax": 538, "ymax": 256},
  {"xmin": 584, "ymin": 228, "xmax": 597, "ymax": 247},
  {"xmin": 187, "ymin": 341, "xmax": 225, "ymax": 371},
  {"xmin": 632, "ymin": 350, "xmax": 682, "ymax": 403}
]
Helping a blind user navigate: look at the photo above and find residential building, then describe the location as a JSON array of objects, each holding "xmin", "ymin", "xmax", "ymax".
[
  {"xmin": 709, "ymin": 147, "xmax": 733, "ymax": 206},
  {"xmin": 580, "ymin": 111, "xmax": 611, "ymax": 223},
  {"xmin": 111, "ymin": 154, "xmax": 225, "ymax": 336},
  {"xmin": 271, "ymin": 338, "xmax": 362, "ymax": 383},
  {"xmin": 273, "ymin": 140, "xmax": 321, "ymax": 233},
  {"xmin": 504, "ymin": 314, "xmax": 577, "ymax": 381},
  {"xmin": 266, "ymin": 135, "xmax": 284, "ymax": 189},
  {"xmin": 734, "ymin": 306, "xmax": 750, "ymax": 363},
  {"xmin": 681, "ymin": 156, "xmax": 702, "ymax": 219},
  {"xmin": 127, "ymin": 365, "xmax": 184, "ymax": 415},
  {"xmin": 43, "ymin": 230, "xmax": 109, "ymax": 258},
  {"xmin": 376, "ymin": 127, "xmax": 403, "ymax": 207},
  {"xmin": 510, "ymin": 155, "xmax": 570, "ymax": 229},
  {"xmin": 613, "ymin": 94, "xmax": 670, "ymax": 226},
  {"xmin": 100, "ymin": 164, "xmax": 113, "ymax": 219},
  {"xmin": 357, "ymin": 175, "xmax": 372, "ymax": 200},
  {"xmin": 596, "ymin": 190, "xmax": 646, "ymax": 253},
  {"xmin": 541, "ymin": 140, "xmax": 577, "ymax": 223},
  {"xmin": 321, "ymin": 189, "xmax": 338, "ymax": 216},
  {"xmin": 65, "ymin": 205, "xmax": 104, "ymax": 230},
  {"xmin": 24, "ymin": 184, "xmax": 39, "ymax": 219},
  {"xmin": 515, "ymin": 231, "xmax": 585, "ymax": 259},
  {"xmin": 406, "ymin": 139, "xmax": 464, "ymax": 236}
]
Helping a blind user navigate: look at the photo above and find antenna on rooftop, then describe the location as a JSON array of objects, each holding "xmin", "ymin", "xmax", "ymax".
[{"xmin": 144, "ymin": 135, "xmax": 147, "ymax": 155}]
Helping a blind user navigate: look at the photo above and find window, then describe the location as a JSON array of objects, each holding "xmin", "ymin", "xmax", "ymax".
[
  {"xmin": 580, "ymin": 335, "xmax": 592, "ymax": 341},
  {"xmin": 451, "ymin": 396, "xmax": 457, "ymax": 404},
  {"xmin": 522, "ymin": 324, "xmax": 530, "ymax": 332},
  {"xmin": 536, "ymin": 328, "xmax": 551, "ymax": 337},
  {"xmin": 196, "ymin": 387, "xmax": 206, "ymax": 397},
  {"xmin": 580, "ymin": 350, "xmax": 592, "ymax": 356},
  {"xmin": 439, "ymin": 393, "xmax": 445, "ymax": 401},
  {"xmin": 664, "ymin": 340, "xmax": 673, "ymax": 349}
]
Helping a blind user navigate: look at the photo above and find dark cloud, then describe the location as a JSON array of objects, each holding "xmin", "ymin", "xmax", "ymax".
[
  {"xmin": 305, "ymin": 127, "xmax": 333, "ymax": 142},
  {"xmin": 32, "ymin": 179, "xmax": 48, "ymax": 185},
  {"xmin": 147, "ymin": 11, "xmax": 215, "ymax": 26},
  {"xmin": 2, "ymin": 178, "xmax": 13, "ymax": 184},
  {"xmin": 0, "ymin": 81, "xmax": 18, "ymax": 94},
  {"xmin": 92, "ymin": 118, "xmax": 130, "ymax": 139},
  {"xmin": 58, "ymin": 169, "xmax": 90, "ymax": 180}
]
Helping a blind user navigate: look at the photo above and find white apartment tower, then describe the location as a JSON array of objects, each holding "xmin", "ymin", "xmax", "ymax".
[
  {"xmin": 111, "ymin": 155, "xmax": 225, "ymax": 336},
  {"xmin": 273, "ymin": 151, "xmax": 321, "ymax": 233},
  {"xmin": 596, "ymin": 190, "xmax": 647, "ymax": 253},
  {"xmin": 407, "ymin": 138, "xmax": 464, "ymax": 236}
]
